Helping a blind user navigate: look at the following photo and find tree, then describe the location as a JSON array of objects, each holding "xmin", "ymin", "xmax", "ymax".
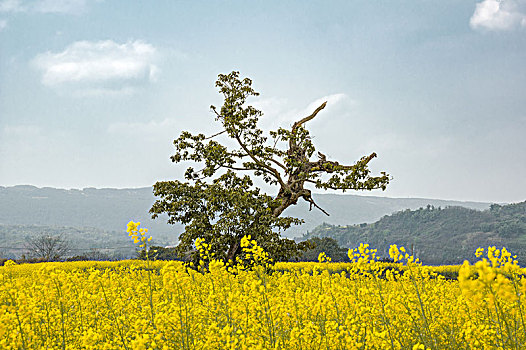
[
  {"xmin": 301, "ymin": 237, "xmax": 349, "ymax": 262},
  {"xmin": 138, "ymin": 246, "xmax": 180, "ymax": 261},
  {"xmin": 150, "ymin": 71, "xmax": 390, "ymax": 264},
  {"xmin": 25, "ymin": 232, "xmax": 71, "ymax": 261}
]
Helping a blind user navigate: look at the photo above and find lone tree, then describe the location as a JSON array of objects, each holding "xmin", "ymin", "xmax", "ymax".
[
  {"xmin": 150, "ymin": 71, "xmax": 390, "ymax": 263},
  {"xmin": 25, "ymin": 232, "xmax": 71, "ymax": 261}
]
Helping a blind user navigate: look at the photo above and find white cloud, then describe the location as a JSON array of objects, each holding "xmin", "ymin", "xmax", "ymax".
[
  {"xmin": 0, "ymin": 18, "xmax": 7, "ymax": 30},
  {"xmin": 32, "ymin": 40, "xmax": 159, "ymax": 95},
  {"xmin": 0, "ymin": 0, "xmax": 24, "ymax": 12},
  {"xmin": 470, "ymin": 0, "xmax": 526, "ymax": 31},
  {"xmin": 254, "ymin": 93, "xmax": 354, "ymax": 131},
  {"xmin": 0, "ymin": 0, "xmax": 99, "ymax": 14}
]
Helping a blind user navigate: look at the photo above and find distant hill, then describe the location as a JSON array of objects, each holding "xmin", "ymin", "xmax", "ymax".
[
  {"xmin": 0, "ymin": 185, "xmax": 490, "ymax": 238},
  {"xmin": 0, "ymin": 224, "xmax": 136, "ymax": 259},
  {"xmin": 0, "ymin": 185, "xmax": 493, "ymax": 258},
  {"xmin": 302, "ymin": 201, "xmax": 526, "ymax": 265},
  {"xmin": 284, "ymin": 194, "xmax": 490, "ymax": 237},
  {"xmin": 0, "ymin": 185, "xmax": 176, "ymax": 242}
]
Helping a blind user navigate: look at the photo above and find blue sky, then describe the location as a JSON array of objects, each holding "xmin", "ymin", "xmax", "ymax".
[{"xmin": 1, "ymin": 0, "xmax": 525, "ymax": 203}]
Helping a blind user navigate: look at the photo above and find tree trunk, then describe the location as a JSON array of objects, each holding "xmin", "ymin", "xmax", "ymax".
[{"xmin": 226, "ymin": 240, "xmax": 240, "ymax": 263}]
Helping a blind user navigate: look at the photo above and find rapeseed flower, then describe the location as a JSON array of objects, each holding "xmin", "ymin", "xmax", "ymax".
[{"xmin": 2, "ymin": 235, "xmax": 525, "ymax": 349}]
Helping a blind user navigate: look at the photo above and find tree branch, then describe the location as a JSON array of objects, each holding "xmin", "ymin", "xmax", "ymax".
[
  {"xmin": 234, "ymin": 134, "xmax": 286, "ymax": 188},
  {"xmin": 267, "ymin": 157, "xmax": 287, "ymax": 171},
  {"xmin": 204, "ymin": 130, "xmax": 227, "ymax": 140},
  {"xmin": 361, "ymin": 152, "xmax": 377, "ymax": 164},
  {"xmin": 308, "ymin": 153, "xmax": 377, "ymax": 173},
  {"xmin": 291, "ymin": 101, "xmax": 327, "ymax": 133},
  {"xmin": 224, "ymin": 165, "xmax": 257, "ymax": 172},
  {"xmin": 289, "ymin": 101, "xmax": 327, "ymax": 151},
  {"xmin": 272, "ymin": 134, "xmax": 281, "ymax": 149},
  {"xmin": 302, "ymin": 194, "xmax": 330, "ymax": 216}
]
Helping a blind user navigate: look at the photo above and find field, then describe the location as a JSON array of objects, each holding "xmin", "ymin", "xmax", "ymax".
[{"xmin": 2, "ymin": 241, "xmax": 526, "ymax": 350}]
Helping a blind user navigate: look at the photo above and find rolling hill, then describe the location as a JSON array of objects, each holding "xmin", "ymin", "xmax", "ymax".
[
  {"xmin": 302, "ymin": 201, "xmax": 526, "ymax": 265},
  {"xmin": 0, "ymin": 185, "xmax": 493, "ymax": 259}
]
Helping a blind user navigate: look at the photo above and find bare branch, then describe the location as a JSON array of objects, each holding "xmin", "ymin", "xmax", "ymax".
[
  {"xmin": 25, "ymin": 233, "xmax": 71, "ymax": 261},
  {"xmin": 291, "ymin": 101, "xmax": 327, "ymax": 132},
  {"xmin": 204, "ymin": 130, "xmax": 227, "ymax": 140},
  {"xmin": 362, "ymin": 152, "xmax": 377, "ymax": 164},
  {"xmin": 302, "ymin": 195, "xmax": 330, "ymax": 216},
  {"xmin": 289, "ymin": 101, "xmax": 327, "ymax": 151},
  {"xmin": 272, "ymin": 134, "xmax": 281, "ymax": 149},
  {"xmin": 210, "ymin": 105, "xmax": 221, "ymax": 117}
]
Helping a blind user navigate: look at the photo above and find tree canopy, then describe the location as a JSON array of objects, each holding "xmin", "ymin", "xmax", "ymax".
[
  {"xmin": 300, "ymin": 237, "xmax": 349, "ymax": 262},
  {"xmin": 150, "ymin": 71, "xmax": 390, "ymax": 264}
]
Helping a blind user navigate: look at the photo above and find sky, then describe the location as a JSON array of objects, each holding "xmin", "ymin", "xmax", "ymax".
[{"xmin": 0, "ymin": 0, "xmax": 525, "ymax": 204}]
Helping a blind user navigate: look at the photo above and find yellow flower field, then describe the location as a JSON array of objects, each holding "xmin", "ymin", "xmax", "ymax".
[{"xmin": 2, "ymin": 241, "xmax": 526, "ymax": 350}]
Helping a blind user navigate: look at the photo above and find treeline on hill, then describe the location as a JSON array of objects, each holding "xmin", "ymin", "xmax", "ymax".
[
  {"xmin": 301, "ymin": 201, "xmax": 526, "ymax": 265},
  {"xmin": 0, "ymin": 224, "xmax": 348, "ymax": 263},
  {"xmin": 0, "ymin": 225, "xmax": 138, "ymax": 260},
  {"xmin": 139, "ymin": 237, "xmax": 350, "ymax": 263}
]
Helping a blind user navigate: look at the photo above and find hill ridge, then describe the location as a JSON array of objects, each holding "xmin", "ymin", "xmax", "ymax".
[
  {"xmin": 302, "ymin": 201, "xmax": 526, "ymax": 264},
  {"xmin": 0, "ymin": 185, "xmax": 492, "ymax": 238}
]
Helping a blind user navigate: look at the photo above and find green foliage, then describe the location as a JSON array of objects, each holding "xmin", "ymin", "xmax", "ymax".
[
  {"xmin": 151, "ymin": 71, "xmax": 389, "ymax": 263},
  {"xmin": 300, "ymin": 237, "xmax": 349, "ymax": 262},
  {"xmin": 303, "ymin": 201, "xmax": 526, "ymax": 265},
  {"xmin": 152, "ymin": 171, "xmax": 307, "ymax": 263},
  {"xmin": 138, "ymin": 246, "xmax": 179, "ymax": 261},
  {"xmin": 66, "ymin": 250, "xmax": 113, "ymax": 262}
]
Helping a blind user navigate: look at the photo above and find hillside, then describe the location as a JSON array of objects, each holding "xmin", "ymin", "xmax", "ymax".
[
  {"xmin": 0, "ymin": 186, "xmax": 175, "ymax": 239},
  {"xmin": 302, "ymin": 201, "xmax": 526, "ymax": 265},
  {"xmin": 0, "ymin": 185, "xmax": 490, "ymax": 242},
  {"xmin": 284, "ymin": 194, "xmax": 490, "ymax": 237},
  {"xmin": 0, "ymin": 225, "xmax": 136, "ymax": 259}
]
